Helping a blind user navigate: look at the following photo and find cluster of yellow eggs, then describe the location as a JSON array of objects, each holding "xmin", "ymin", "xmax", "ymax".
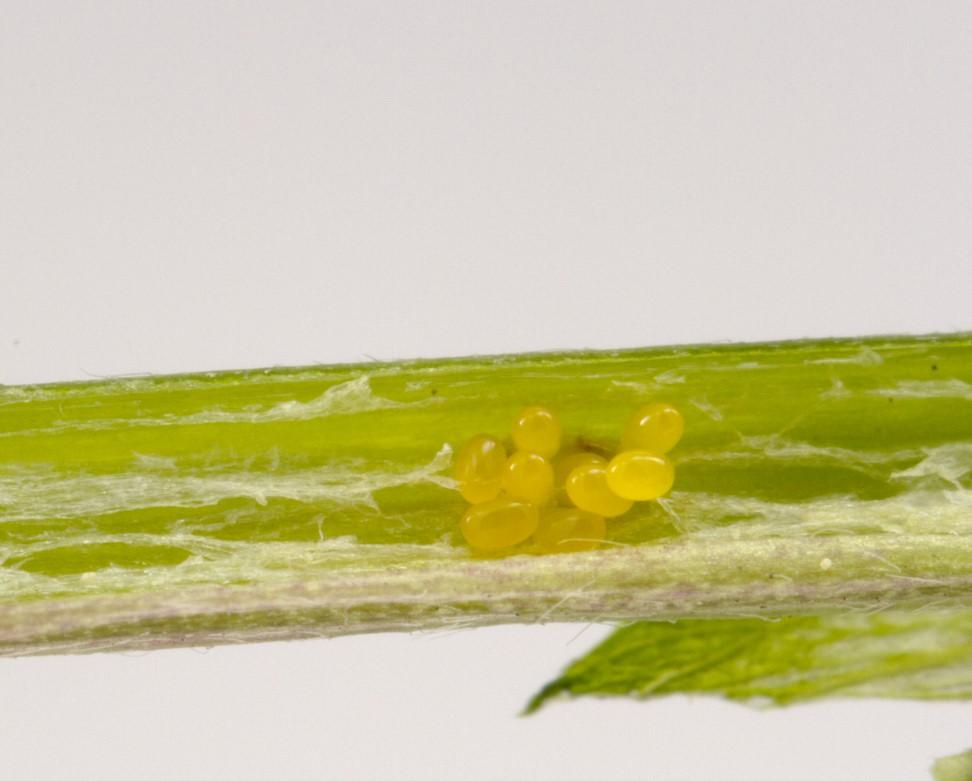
[{"xmin": 453, "ymin": 403, "xmax": 684, "ymax": 554}]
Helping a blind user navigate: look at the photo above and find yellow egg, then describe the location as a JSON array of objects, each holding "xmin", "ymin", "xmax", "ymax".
[
  {"xmin": 565, "ymin": 462, "xmax": 633, "ymax": 517},
  {"xmin": 502, "ymin": 451, "xmax": 555, "ymax": 505},
  {"xmin": 553, "ymin": 451, "xmax": 606, "ymax": 486},
  {"xmin": 621, "ymin": 402, "xmax": 684, "ymax": 453},
  {"xmin": 460, "ymin": 497, "xmax": 539, "ymax": 551},
  {"xmin": 606, "ymin": 450, "xmax": 676, "ymax": 501},
  {"xmin": 454, "ymin": 434, "xmax": 507, "ymax": 503},
  {"xmin": 553, "ymin": 451, "xmax": 606, "ymax": 504},
  {"xmin": 533, "ymin": 508, "xmax": 606, "ymax": 554},
  {"xmin": 511, "ymin": 405, "xmax": 562, "ymax": 459}
]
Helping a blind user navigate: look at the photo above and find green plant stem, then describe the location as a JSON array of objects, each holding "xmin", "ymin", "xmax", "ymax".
[{"xmin": 1, "ymin": 333, "xmax": 971, "ymax": 655}]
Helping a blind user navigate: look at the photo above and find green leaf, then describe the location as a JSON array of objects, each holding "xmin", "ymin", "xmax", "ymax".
[
  {"xmin": 526, "ymin": 609, "xmax": 972, "ymax": 713},
  {"xmin": 933, "ymin": 748, "xmax": 972, "ymax": 781}
]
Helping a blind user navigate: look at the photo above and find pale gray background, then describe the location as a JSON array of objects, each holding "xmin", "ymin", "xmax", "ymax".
[{"xmin": 1, "ymin": 2, "xmax": 971, "ymax": 779}]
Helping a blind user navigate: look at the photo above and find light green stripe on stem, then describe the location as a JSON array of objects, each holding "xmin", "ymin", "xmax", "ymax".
[{"xmin": 1, "ymin": 333, "xmax": 971, "ymax": 655}]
